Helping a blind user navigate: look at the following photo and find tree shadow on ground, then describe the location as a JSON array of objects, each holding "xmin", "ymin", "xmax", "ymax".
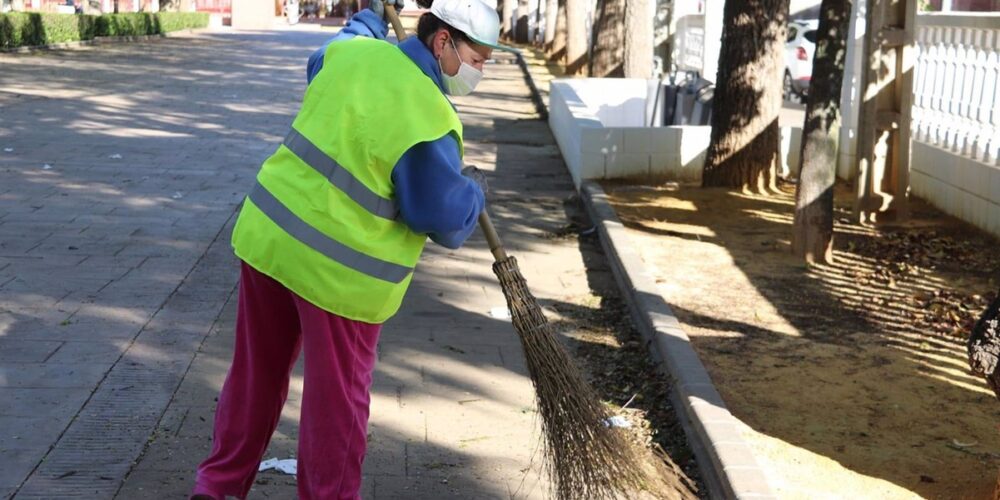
[
  {"xmin": 127, "ymin": 264, "xmax": 552, "ymax": 499},
  {"xmin": 604, "ymin": 181, "xmax": 1000, "ymax": 498}
]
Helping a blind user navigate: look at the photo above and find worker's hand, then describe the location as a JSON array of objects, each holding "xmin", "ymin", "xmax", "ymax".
[
  {"xmin": 368, "ymin": 0, "xmax": 404, "ymax": 21},
  {"xmin": 462, "ymin": 165, "xmax": 488, "ymax": 196}
]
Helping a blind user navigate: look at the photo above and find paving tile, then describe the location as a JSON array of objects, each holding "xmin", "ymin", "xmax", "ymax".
[
  {"xmin": 0, "ymin": 387, "xmax": 90, "ymax": 418},
  {"xmin": 109, "ymin": 469, "xmax": 194, "ymax": 499},
  {"xmin": 0, "ymin": 447, "xmax": 47, "ymax": 495},
  {"xmin": 0, "ymin": 340, "xmax": 63, "ymax": 363},
  {"xmin": 0, "ymin": 362, "xmax": 110, "ymax": 389},
  {"xmin": 44, "ymin": 340, "xmax": 127, "ymax": 364},
  {"xmin": 129, "ymin": 436, "xmax": 213, "ymax": 473}
]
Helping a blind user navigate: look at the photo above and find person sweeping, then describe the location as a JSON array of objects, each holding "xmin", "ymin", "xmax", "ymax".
[{"xmin": 189, "ymin": 1, "xmax": 501, "ymax": 498}]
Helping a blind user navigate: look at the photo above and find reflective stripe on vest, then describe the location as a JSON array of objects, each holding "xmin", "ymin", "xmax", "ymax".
[
  {"xmin": 282, "ymin": 128, "xmax": 400, "ymax": 221},
  {"xmin": 231, "ymin": 37, "xmax": 463, "ymax": 323},
  {"xmin": 247, "ymin": 182, "xmax": 413, "ymax": 284}
]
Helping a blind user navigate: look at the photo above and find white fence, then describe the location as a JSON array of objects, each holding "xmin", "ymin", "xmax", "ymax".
[
  {"xmin": 908, "ymin": 13, "xmax": 1000, "ymax": 236},
  {"xmin": 836, "ymin": 11, "xmax": 1000, "ymax": 236},
  {"xmin": 913, "ymin": 14, "xmax": 1000, "ymax": 167}
]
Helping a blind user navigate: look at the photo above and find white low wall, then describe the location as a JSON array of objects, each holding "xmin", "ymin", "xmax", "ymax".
[
  {"xmin": 231, "ymin": 0, "xmax": 274, "ymax": 29},
  {"xmin": 549, "ymin": 78, "xmax": 801, "ymax": 187},
  {"xmin": 911, "ymin": 142, "xmax": 1000, "ymax": 236},
  {"xmin": 906, "ymin": 14, "xmax": 1000, "ymax": 238}
]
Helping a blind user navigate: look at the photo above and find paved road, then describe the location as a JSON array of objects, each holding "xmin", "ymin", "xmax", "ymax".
[{"xmin": 1, "ymin": 27, "xmax": 606, "ymax": 498}]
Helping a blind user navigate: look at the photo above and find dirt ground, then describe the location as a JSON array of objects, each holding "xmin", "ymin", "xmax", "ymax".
[
  {"xmin": 603, "ymin": 181, "xmax": 1000, "ymax": 500},
  {"xmin": 537, "ymin": 197, "xmax": 705, "ymax": 499}
]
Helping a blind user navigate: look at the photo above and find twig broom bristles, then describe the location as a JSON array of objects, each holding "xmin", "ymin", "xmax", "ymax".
[
  {"xmin": 484, "ymin": 217, "xmax": 695, "ymax": 499},
  {"xmin": 490, "ymin": 250, "xmax": 645, "ymax": 499}
]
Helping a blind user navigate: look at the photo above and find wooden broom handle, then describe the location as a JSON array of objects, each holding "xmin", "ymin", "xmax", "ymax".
[
  {"xmin": 384, "ymin": 3, "xmax": 407, "ymax": 41},
  {"xmin": 381, "ymin": 2, "xmax": 507, "ymax": 263},
  {"xmin": 478, "ymin": 211, "xmax": 508, "ymax": 262}
]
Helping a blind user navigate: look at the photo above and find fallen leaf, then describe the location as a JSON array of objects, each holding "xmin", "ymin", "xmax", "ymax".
[{"xmin": 951, "ymin": 439, "xmax": 978, "ymax": 448}]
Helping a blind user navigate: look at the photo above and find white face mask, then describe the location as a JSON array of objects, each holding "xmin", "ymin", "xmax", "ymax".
[{"xmin": 440, "ymin": 38, "xmax": 483, "ymax": 96}]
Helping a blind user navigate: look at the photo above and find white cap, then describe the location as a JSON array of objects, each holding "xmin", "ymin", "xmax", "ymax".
[{"xmin": 430, "ymin": 0, "xmax": 509, "ymax": 51}]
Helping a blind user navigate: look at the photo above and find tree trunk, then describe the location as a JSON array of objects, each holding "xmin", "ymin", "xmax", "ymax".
[
  {"xmin": 792, "ymin": 0, "xmax": 852, "ymax": 264},
  {"xmin": 993, "ymin": 469, "xmax": 1000, "ymax": 500},
  {"xmin": 701, "ymin": 0, "xmax": 790, "ymax": 191},
  {"xmin": 653, "ymin": 0, "xmax": 671, "ymax": 71},
  {"xmin": 541, "ymin": 0, "xmax": 559, "ymax": 46},
  {"xmin": 544, "ymin": 0, "xmax": 559, "ymax": 48},
  {"xmin": 532, "ymin": 0, "xmax": 543, "ymax": 45},
  {"xmin": 588, "ymin": 0, "xmax": 625, "ymax": 77},
  {"xmin": 516, "ymin": 0, "xmax": 531, "ymax": 42},
  {"xmin": 565, "ymin": 0, "xmax": 588, "ymax": 74},
  {"xmin": 623, "ymin": 0, "xmax": 652, "ymax": 78},
  {"xmin": 502, "ymin": 0, "xmax": 514, "ymax": 39},
  {"xmin": 968, "ymin": 288, "xmax": 1000, "ymax": 400},
  {"xmin": 548, "ymin": 0, "xmax": 567, "ymax": 61}
]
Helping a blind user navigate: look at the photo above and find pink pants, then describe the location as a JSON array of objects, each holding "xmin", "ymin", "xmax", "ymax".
[{"xmin": 193, "ymin": 261, "xmax": 382, "ymax": 500}]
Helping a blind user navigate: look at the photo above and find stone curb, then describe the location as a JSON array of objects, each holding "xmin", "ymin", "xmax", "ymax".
[
  {"xmin": 513, "ymin": 51, "xmax": 549, "ymax": 121},
  {"xmin": 1, "ymin": 28, "xmax": 209, "ymax": 54},
  {"xmin": 580, "ymin": 181, "xmax": 776, "ymax": 500}
]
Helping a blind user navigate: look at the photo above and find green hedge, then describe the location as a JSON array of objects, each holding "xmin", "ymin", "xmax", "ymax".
[
  {"xmin": 95, "ymin": 13, "xmax": 159, "ymax": 37},
  {"xmin": 0, "ymin": 11, "xmax": 208, "ymax": 50},
  {"xmin": 0, "ymin": 12, "xmax": 94, "ymax": 48},
  {"xmin": 157, "ymin": 12, "xmax": 208, "ymax": 33}
]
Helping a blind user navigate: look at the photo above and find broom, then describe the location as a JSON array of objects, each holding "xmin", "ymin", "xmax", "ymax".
[
  {"xmin": 476, "ymin": 214, "xmax": 649, "ymax": 499},
  {"xmin": 382, "ymin": 6, "xmax": 661, "ymax": 499}
]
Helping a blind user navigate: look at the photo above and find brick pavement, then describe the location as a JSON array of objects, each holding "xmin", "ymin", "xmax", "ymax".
[{"xmin": 2, "ymin": 27, "xmax": 608, "ymax": 499}]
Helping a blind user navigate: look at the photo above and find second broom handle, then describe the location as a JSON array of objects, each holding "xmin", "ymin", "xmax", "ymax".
[
  {"xmin": 478, "ymin": 211, "xmax": 508, "ymax": 262},
  {"xmin": 384, "ymin": 4, "xmax": 407, "ymax": 41},
  {"xmin": 381, "ymin": 3, "xmax": 507, "ymax": 264}
]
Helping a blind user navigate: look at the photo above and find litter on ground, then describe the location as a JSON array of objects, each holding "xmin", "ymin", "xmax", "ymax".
[
  {"xmin": 488, "ymin": 306, "xmax": 511, "ymax": 320},
  {"xmin": 258, "ymin": 457, "xmax": 297, "ymax": 475}
]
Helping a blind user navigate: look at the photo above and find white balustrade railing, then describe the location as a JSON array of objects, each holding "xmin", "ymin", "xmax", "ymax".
[{"xmin": 913, "ymin": 13, "xmax": 1000, "ymax": 167}]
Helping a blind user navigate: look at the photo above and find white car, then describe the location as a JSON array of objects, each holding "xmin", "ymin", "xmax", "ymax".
[{"xmin": 784, "ymin": 19, "xmax": 818, "ymax": 100}]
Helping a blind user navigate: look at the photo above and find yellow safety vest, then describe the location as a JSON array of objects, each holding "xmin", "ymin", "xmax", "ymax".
[{"xmin": 231, "ymin": 37, "xmax": 464, "ymax": 323}]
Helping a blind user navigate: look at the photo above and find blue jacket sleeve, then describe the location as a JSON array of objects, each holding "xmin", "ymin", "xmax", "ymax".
[
  {"xmin": 306, "ymin": 10, "xmax": 388, "ymax": 83},
  {"xmin": 392, "ymin": 134, "xmax": 485, "ymax": 249}
]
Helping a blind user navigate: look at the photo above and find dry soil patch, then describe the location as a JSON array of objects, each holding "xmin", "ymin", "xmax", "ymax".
[{"xmin": 603, "ymin": 181, "xmax": 1000, "ymax": 499}]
